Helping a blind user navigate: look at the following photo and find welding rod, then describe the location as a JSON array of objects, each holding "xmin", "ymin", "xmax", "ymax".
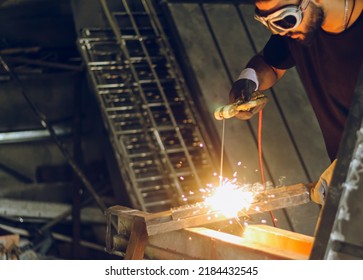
[{"xmin": 214, "ymin": 93, "xmax": 268, "ymax": 120}]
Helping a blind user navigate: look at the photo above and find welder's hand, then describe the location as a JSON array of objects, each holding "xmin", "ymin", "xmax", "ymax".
[
  {"xmin": 311, "ymin": 159, "xmax": 337, "ymax": 205},
  {"xmin": 229, "ymin": 78, "xmax": 257, "ymax": 104},
  {"xmin": 229, "ymin": 68, "xmax": 263, "ymax": 120}
]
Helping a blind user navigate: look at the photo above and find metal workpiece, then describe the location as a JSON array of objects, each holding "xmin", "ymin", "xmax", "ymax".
[
  {"xmin": 105, "ymin": 183, "xmax": 313, "ymax": 259},
  {"xmin": 106, "ymin": 183, "xmax": 311, "ymax": 236},
  {"xmin": 78, "ymin": 0, "xmax": 217, "ymax": 212}
]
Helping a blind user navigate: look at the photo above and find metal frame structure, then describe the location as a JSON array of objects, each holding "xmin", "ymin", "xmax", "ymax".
[{"xmin": 78, "ymin": 0, "xmax": 219, "ymax": 212}]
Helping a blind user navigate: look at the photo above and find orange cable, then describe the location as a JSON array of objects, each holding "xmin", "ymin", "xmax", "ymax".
[{"xmin": 258, "ymin": 110, "xmax": 278, "ymax": 227}]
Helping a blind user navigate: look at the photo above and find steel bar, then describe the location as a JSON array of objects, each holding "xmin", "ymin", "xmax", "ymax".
[
  {"xmin": 3, "ymin": 57, "xmax": 83, "ymax": 72},
  {"xmin": 0, "ymin": 162, "xmax": 33, "ymax": 183},
  {"xmin": 108, "ymin": 183, "xmax": 311, "ymax": 236},
  {"xmin": 0, "ymin": 126, "xmax": 72, "ymax": 144},
  {"xmin": 0, "ymin": 199, "xmax": 106, "ymax": 224}
]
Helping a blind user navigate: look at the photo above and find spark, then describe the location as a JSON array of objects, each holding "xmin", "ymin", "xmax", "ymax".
[{"xmin": 204, "ymin": 181, "xmax": 254, "ymax": 218}]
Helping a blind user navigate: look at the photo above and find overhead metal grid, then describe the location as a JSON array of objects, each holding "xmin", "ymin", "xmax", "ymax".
[{"xmin": 78, "ymin": 0, "xmax": 218, "ymax": 212}]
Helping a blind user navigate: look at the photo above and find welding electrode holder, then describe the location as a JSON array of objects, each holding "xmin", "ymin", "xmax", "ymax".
[{"xmin": 214, "ymin": 91, "xmax": 268, "ymax": 120}]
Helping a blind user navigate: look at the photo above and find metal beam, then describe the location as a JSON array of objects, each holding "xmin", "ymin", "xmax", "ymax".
[
  {"xmin": 0, "ymin": 199, "xmax": 106, "ymax": 224},
  {"xmin": 0, "ymin": 126, "xmax": 72, "ymax": 144},
  {"xmin": 108, "ymin": 183, "xmax": 311, "ymax": 236}
]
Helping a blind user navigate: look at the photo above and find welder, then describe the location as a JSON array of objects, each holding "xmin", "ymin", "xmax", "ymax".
[{"xmin": 227, "ymin": 0, "xmax": 363, "ymax": 205}]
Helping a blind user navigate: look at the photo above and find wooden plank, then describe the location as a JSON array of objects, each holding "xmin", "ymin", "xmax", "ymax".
[
  {"xmin": 0, "ymin": 235, "xmax": 20, "ymax": 250},
  {"xmin": 124, "ymin": 220, "xmax": 148, "ymax": 260},
  {"xmin": 0, "ymin": 234, "xmax": 20, "ymax": 260}
]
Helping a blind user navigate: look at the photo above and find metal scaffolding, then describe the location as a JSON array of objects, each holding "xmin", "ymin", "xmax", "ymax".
[{"xmin": 78, "ymin": 0, "xmax": 218, "ymax": 212}]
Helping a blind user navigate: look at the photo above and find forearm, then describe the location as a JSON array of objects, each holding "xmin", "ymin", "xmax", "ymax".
[{"xmin": 245, "ymin": 53, "xmax": 286, "ymax": 91}]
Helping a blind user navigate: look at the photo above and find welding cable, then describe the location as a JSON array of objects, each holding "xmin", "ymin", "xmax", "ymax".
[
  {"xmin": 0, "ymin": 55, "xmax": 113, "ymax": 225},
  {"xmin": 258, "ymin": 110, "xmax": 277, "ymax": 227}
]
